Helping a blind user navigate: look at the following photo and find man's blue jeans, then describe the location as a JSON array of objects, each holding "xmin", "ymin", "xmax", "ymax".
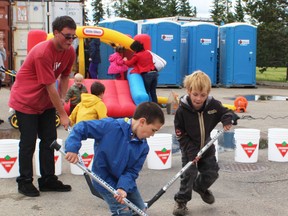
[
  {"xmin": 141, "ymin": 72, "xmax": 159, "ymax": 103},
  {"xmin": 99, "ymin": 187, "xmax": 146, "ymax": 215}
]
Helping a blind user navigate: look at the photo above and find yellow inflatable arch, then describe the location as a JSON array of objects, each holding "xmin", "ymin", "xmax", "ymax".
[{"xmin": 48, "ymin": 26, "xmax": 134, "ymax": 76}]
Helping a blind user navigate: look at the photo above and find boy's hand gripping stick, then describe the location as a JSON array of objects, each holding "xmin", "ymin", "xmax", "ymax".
[{"xmin": 50, "ymin": 140, "xmax": 148, "ymax": 216}]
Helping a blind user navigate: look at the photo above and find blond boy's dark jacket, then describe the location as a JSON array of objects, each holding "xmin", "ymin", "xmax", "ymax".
[{"xmin": 174, "ymin": 94, "xmax": 234, "ymax": 159}]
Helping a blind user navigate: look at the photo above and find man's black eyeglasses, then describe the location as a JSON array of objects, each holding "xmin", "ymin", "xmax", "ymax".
[{"xmin": 60, "ymin": 32, "xmax": 77, "ymax": 40}]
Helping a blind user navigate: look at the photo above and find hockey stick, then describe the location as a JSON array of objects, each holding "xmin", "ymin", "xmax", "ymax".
[
  {"xmin": 146, "ymin": 129, "xmax": 224, "ymax": 208},
  {"xmin": 146, "ymin": 113, "xmax": 239, "ymax": 208},
  {"xmin": 50, "ymin": 140, "xmax": 149, "ymax": 216},
  {"xmin": 0, "ymin": 66, "xmax": 16, "ymax": 77},
  {"xmin": 66, "ymin": 127, "xmax": 103, "ymax": 200}
]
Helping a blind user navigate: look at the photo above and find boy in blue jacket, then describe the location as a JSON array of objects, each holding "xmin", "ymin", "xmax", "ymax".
[{"xmin": 65, "ymin": 102, "xmax": 165, "ymax": 215}]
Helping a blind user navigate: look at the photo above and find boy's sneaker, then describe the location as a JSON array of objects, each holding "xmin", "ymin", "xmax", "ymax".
[
  {"xmin": 18, "ymin": 181, "xmax": 40, "ymax": 197},
  {"xmin": 173, "ymin": 201, "xmax": 188, "ymax": 216},
  {"xmin": 38, "ymin": 176, "xmax": 71, "ymax": 192},
  {"xmin": 193, "ymin": 186, "xmax": 215, "ymax": 204}
]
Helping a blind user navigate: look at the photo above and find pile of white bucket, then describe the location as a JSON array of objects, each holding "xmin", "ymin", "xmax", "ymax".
[
  {"xmin": 1, "ymin": 128, "xmax": 287, "ymax": 178},
  {"xmin": 0, "ymin": 138, "xmax": 95, "ymax": 178},
  {"xmin": 212, "ymin": 128, "xmax": 288, "ymax": 163}
]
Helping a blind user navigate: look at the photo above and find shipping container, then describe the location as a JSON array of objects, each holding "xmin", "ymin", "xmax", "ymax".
[
  {"xmin": 0, "ymin": 0, "xmax": 12, "ymax": 85},
  {"xmin": 11, "ymin": 0, "xmax": 84, "ymax": 71}
]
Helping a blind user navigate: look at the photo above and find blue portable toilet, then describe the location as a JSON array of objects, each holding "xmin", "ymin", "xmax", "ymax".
[
  {"xmin": 181, "ymin": 22, "xmax": 218, "ymax": 85},
  {"xmin": 180, "ymin": 26, "xmax": 189, "ymax": 85},
  {"xmin": 98, "ymin": 18, "xmax": 138, "ymax": 79},
  {"xmin": 219, "ymin": 23, "xmax": 257, "ymax": 87},
  {"xmin": 141, "ymin": 20, "xmax": 183, "ymax": 86}
]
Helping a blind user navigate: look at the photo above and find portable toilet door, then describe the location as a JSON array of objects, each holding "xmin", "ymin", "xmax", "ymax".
[
  {"xmin": 180, "ymin": 27, "xmax": 189, "ymax": 79},
  {"xmin": 98, "ymin": 18, "xmax": 138, "ymax": 79},
  {"xmin": 141, "ymin": 21, "xmax": 182, "ymax": 86},
  {"xmin": 219, "ymin": 23, "xmax": 257, "ymax": 87},
  {"xmin": 181, "ymin": 22, "xmax": 218, "ymax": 86}
]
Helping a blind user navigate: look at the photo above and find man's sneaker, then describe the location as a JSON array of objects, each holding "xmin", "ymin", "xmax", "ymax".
[
  {"xmin": 18, "ymin": 181, "xmax": 40, "ymax": 197},
  {"xmin": 173, "ymin": 201, "xmax": 188, "ymax": 216},
  {"xmin": 193, "ymin": 186, "xmax": 215, "ymax": 204},
  {"xmin": 38, "ymin": 176, "xmax": 71, "ymax": 192}
]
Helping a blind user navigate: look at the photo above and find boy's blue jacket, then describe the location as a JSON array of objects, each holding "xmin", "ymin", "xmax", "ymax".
[{"xmin": 65, "ymin": 118, "xmax": 149, "ymax": 193}]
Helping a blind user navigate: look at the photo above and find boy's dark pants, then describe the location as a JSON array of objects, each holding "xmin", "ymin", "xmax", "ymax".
[
  {"xmin": 15, "ymin": 108, "xmax": 57, "ymax": 183},
  {"xmin": 174, "ymin": 148, "xmax": 219, "ymax": 203}
]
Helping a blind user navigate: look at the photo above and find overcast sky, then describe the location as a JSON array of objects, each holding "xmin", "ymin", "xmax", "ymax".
[{"xmin": 190, "ymin": 0, "xmax": 214, "ymax": 18}]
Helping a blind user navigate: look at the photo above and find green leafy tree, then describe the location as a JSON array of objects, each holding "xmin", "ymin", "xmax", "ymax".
[
  {"xmin": 113, "ymin": 0, "xmax": 126, "ymax": 17},
  {"xmin": 234, "ymin": 0, "xmax": 245, "ymax": 22},
  {"xmin": 210, "ymin": 0, "xmax": 227, "ymax": 25},
  {"xmin": 226, "ymin": 0, "xmax": 235, "ymax": 23},
  {"xmin": 113, "ymin": 0, "xmax": 195, "ymax": 19},
  {"xmin": 178, "ymin": 0, "xmax": 195, "ymax": 17},
  {"xmin": 210, "ymin": 0, "xmax": 235, "ymax": 24},
  {"xmin": 141, "ymin": 0, "xmax": 164, "ymax": 18},
  {"xmin": 83, "ymin": 0, "xmax": 90, "ymax": 25},
  {"xmin": 243, "ymin": 0, "xmax": 288, "ymax": 75},
  {"xmin": 113, "ymin": 0, "xmax": 142, "ymax": 20},
  {"xmin": 105, "ymin": 3, "xmax": 112, "ymax": 18},
  {"xmin": 162, "ymin": 0, "xmax": 179, "ymax": 17},
  {"xmin": 91, "ymin": 0, "xmax": 104, "ymax": 24}
]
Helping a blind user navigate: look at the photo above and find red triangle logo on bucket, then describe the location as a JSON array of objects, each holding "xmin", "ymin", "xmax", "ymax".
[
  {"xmin": 54, "ymin": 155, "xmax": 59, "ymax": 163},
  {"xmin": 275, "ymin": 142, "xmax": 288, "ymax": 157},
  {"xmin": 155, "ymin": 148, "xmax": 171, "ymax": 164},
  {"xmin": 241, "ymin": 142, "xmax": 257, "ymax": 158},
  {"xmin": 0, "ymin": 155, "xmax": 17, "ymax": 173},
  {"xmin": 81, "ymin": 152, "xmax": 94, "ymax": 167}
]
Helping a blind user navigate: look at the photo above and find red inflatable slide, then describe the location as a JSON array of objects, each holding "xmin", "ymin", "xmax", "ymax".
[{"xmin": 65, "ymin": 79, "xmax": 136, "ymax": 118}]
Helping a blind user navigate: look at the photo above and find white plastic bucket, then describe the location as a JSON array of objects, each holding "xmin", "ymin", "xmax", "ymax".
[
  {"xmin": 146, "ymin": 133, "xmax": 172, "ymax": 170},
  {"xmin": 0, "ymin": 139, "xmax": 20, "ymax": 178},
  {"xmin": 234, "ymin": 129, "xmax": 260, "ymax": 163},
  {"xmin": 268, "ymin": 128, "xmax": 288, "ymax": 162},
  {"xmin": 210, "ymin": 129, "xmax": 219, "ymax": 161},
  {"xmin": 35, "ymin": 138, "xmax": 62, "ymax": 176},
  {"xmin": 70, "ymin": 139, "xmax": 94, "ymax": 175}
]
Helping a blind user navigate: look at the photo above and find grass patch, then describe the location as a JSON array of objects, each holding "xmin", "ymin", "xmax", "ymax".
[{"xmin": 256, "ymin": 67, "xmax": 287, "ymax": 82}]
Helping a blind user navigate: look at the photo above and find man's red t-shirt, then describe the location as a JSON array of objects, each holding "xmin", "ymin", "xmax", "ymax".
[{"xmin": 9, "ymin": 39, "xmax": 75, "ymax": 114}]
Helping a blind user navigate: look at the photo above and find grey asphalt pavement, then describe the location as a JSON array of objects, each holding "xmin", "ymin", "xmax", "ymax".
[{"xmin": 1, "ymin": 85, "xmax": 288, "ymax": 216}]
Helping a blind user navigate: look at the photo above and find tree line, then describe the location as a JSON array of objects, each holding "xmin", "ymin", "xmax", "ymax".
[{"xmin": 88, "ymin": 0, "xmax": 288, "ymax": 72}]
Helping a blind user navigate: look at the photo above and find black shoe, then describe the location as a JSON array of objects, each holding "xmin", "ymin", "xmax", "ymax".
[
  {"xmin": 172, "ymin": 201, "xmax": 188, "ymax": 216},
  {"xmin": 18, "ymin": 181, "xmax": 40, "ymax": 197},
  {"xmin": 38, "ymin": 176, "xmax": 71, "ymax": 192},
  {"xmin": 193, "ymin": 186, "xmax": 215, "ymax": 204}
]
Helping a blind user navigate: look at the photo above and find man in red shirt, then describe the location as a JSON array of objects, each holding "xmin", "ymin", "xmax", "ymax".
[{"xmin": 9, "ymin": 16, "xmax": 76, "ymax": 197}]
